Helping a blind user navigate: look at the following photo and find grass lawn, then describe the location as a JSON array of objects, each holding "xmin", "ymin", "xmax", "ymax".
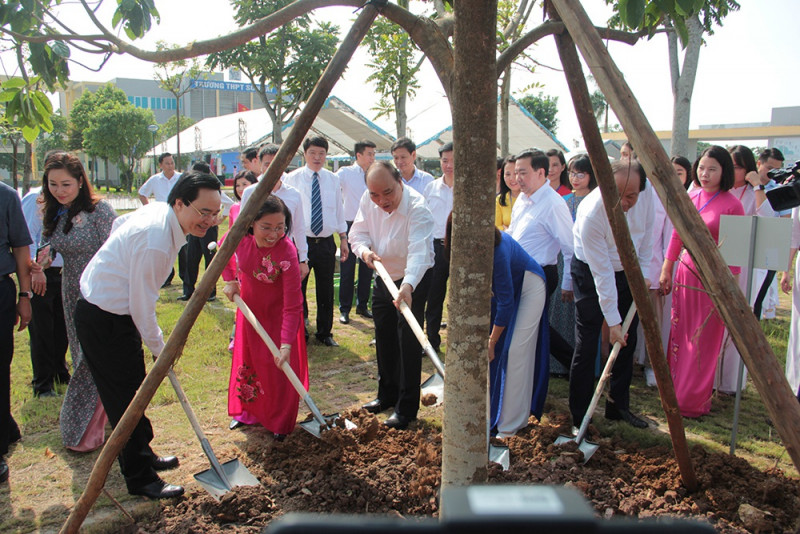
[{"xmin": 1, "ymin": 213, "xmax": 796, "ymax": 532}]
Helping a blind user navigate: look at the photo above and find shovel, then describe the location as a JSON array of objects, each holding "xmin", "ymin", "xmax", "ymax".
[
  {"xmin": 234, "ymin": 295, "xmax": 356, "ymax": 439},
  {"xmin": 166, "ymin": 368, "xmax": 260, "ymax": 501},
  {"xmin": 372, "ymin": 260, "xmax": 445, "ymax": 405},
  {"xmin": 554, "ymin": 302, "xmax": 637, "ymax": 463}
]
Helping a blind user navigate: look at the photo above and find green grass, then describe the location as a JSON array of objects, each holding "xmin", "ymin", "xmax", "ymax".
[{"xmin": 1, "ymin": 221, "xmax": 796, "ymax": 531}]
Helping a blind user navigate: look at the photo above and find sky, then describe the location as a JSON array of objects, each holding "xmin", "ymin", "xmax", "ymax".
[{"xmin": 1, "ymin": 1, "xmax": 797, "ymax": 150}]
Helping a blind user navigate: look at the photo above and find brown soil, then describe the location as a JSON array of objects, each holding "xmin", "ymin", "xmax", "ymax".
[{"xmin": 140, "ymin": 410, "xmax": 800, "ymax": 534}]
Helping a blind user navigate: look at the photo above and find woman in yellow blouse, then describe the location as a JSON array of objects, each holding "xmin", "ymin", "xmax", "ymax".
[{"xmin": 495, "ymin": 155, "xmax": 521, "ymax": 230}]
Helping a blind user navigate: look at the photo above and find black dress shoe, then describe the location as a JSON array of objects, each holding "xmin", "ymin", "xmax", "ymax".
[
  {"xmin": 0, "ymin": 457, "xmax": 8, "ymax": 484},
  {"xmin": 318, "ymin": 336, "xmax": 339, "ymax": 347},
  {"xmin": 356, "ymin": 307, "xmax": 373, "ymax": 319},
  {"xmin": 605, "ymin": 406, "xmax": 648, "ymax": 429},
  {"xmin": 339, "ymin": 312, "xmax": 350, "ymax": 324},
  {"xmin": 151, "ymin": 455, "xmax": 179, "ymax": 472},
  {"xmin": 273, "ymin": 433, "xmax": 286, "ymax": 442},
  {"xmin": 229, "ymin": 419, "xmax": 247, "ymax": 430},
  {"xmin": 176, "ymin": 294, "xmax": 191, "ymax": 301},
  {"xmin": 36, "ymin": 390, "xmax": 58, "ymax": 399},
  {"xmin": 384, "ymin": 412, "xmax": 415, "ymax": 430},
  {"xmin": 207, "ymin": 295, "xmax": 217, "ymax": 302},
  {"xmin": 362, "ymin": 399, "xmax": 388, "ymax": 414},
  {"xmin": 129, "ymin": 479, "xmax": 184, "ymax": 499}
]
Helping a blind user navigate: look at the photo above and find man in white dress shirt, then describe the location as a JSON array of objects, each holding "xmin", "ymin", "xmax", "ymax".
[
  {"xmin": 138, "ymin": 153, "xmax": 183, "ymax": 287},
  {"xmin": 570, "ymin": 159, "xmax": 653, "ymax": 430},
  {"xmin": 350, "ymin": 161, "xmax": 434, "ymax": 430},
  {"xmin": 240, "ymin": 144, "xmax": 309, "ymax": 280},
  {"xmin": 391, "ymin": 137, "xmax": 433, "ymax": 194},
  {"xmin": 337, "ymin": 140, "xmax": 376, "ymax": 325},
  {"xmin": 423, "ymin": 142, "xmax": 454, "ymax": 353},
  {"xmin": 284, "ymin": 136, "xmax": 348, "ymax": 347},
  {"xmin": 507, "ymin": 148, "xmax": 575, "ymax": 370},
  {"xmin": 74, "ymin": 171, "xmax": 222, "ymax": 499}
]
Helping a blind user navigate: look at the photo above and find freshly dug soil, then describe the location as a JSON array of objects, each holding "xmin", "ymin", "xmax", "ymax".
[{"xmin": 140, "ymin": 410, "xmax": 800, "ymax": 534}]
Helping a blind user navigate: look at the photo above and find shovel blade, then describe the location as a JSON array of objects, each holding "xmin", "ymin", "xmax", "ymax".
[
  {"xmin": 194, "ymin": 459, "xmax": 260, "ymax": 501},
  {"xmin": 554, "ymin": 434, "xmax": 600, "ymax": 464},
  {"xmin": 489, "ymin": 443, "xmax": 510, "ymax": 471},
  {"xmin": 421, "ymin": 373, "xmax": 444, "ymax": 406},
  {"xmin": 299, "ymin": 413, "xmax": 357, "ymax": 439}
]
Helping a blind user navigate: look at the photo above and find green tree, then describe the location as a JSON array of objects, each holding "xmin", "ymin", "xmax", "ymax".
[
  {"xmin": 83, "ymin": 104, "xmax": 155, "ymax": 192},
  {"xmin": 206, "ymin": 0, "xmax": 338, "ymax": 143},
  {"xmin": 159, "ymin": 114, "xmax": 197, "ymax": 141},
  {"xmin": 35, "ymin": 111, "xmax": 69, "ymax": 167},
  {"xmin": 518, "ymin": 92, "xmax": 559, "ymax": 134},
  {"xmin": 605, "ymin": 0, "xmax": 740, "ymax": 157},
  {"xmin": 153, "ymin": 47, "xmax": 203, "ymax": 170}
]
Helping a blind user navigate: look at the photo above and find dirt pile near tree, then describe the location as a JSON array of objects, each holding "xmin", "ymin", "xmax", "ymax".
[{"xmin": 141, "ymin": 410, "xmax": 800, "ymax": 534}]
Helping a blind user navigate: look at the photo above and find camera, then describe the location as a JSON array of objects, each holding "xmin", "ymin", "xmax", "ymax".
[{"xmin": 765, "ymin": 160, "xmax": 800, "ymax": 211}]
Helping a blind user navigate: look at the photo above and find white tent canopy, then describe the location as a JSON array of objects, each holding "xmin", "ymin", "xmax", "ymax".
[
  {"xmin": 156, "ymin": 96, "xmax": 395, "ymax": 158},
  {"xmin": 414, "ymin": 96, "xmax": 568, "ymax": 159}
]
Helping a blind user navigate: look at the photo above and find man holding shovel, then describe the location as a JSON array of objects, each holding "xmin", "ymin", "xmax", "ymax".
[
  {"xmin": 570, "ymin": 160, "xmax": 653, "ymax": 430},
  {"xmin": 75, "ymin": 171, "xmax": 222, "ymax": 499},
  {"xmin": 350, "ymin": 161, "xmax": 434, "ymax": 430}
]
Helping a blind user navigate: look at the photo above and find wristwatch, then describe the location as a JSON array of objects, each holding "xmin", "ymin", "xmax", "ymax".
[
  {"xmin": 756, "ymin": 184, "xmax": 766, "ymax": 191},
  {"xmin": 18, "ymin": 291, "xmax": 33, "ymax": 298}
]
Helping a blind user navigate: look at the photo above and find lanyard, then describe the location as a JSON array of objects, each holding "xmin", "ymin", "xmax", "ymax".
[{"xmin": 694, "ymin": 190, "xmax": 720, "ymax": 213}]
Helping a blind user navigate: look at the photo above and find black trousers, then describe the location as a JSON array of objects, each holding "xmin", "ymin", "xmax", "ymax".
[
  {"xmin": 75, "ymin": 299, "xmax": 159, "ymax": 489},
  {"xmin": 182, "ymin": 226, "xmax": 218, "ymax": 298},
  {"xmin": 338, "ymin": 221, "xmax": 372, "ymax": 313},
  {"xmin": 373, "ymin": 269, "xmax": 432, "ymax": 419},
  {"xmin": 753, "ymin": 270, "xmax": 776, "ymax": 320},
  {"xmin": 569, "ymin": 259, "xmax": 639, "ymax": 426},
  {"xmin": 0, "ymin": 276, "xmax": 18, "ymax": 457},
  {"xmin": 542, "ymin": 263, "xmax": 576, "ymax": 370},
  {"xmin": 425, "ymin": 239, "xmax": 449, "ymax": 350},
  {"xmin": 29, "ymin": 267, "xmax": 69, "ymax": 394},
  {"xmin": 302, "ymin": 235, "xmax": 336, "ymax": 339},
  {"xmin": 163, "ymin": 243, "xmax": 186, "ymax": 286}
]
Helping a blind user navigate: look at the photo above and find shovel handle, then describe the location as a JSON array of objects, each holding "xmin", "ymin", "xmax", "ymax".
[
  {"xmin": 575, "ymin": 302, "xmax": 637, "ymax": 445},
  {"xmin": 233, "ymin": 295, "xmax": 329, "ymax": 429},
  {"xmin": 373, "ymin": 260, "xmax": 446, "ymax": 378},
  {"xmin": 166, "ymin": 369, "xmax": 232, "ymax": 490}
]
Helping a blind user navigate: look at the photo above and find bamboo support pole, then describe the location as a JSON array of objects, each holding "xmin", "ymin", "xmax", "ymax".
[
  {"xmin": 548, "ymin": 6, "xmax": 697, "ymax": 490},
  {"xmin": 60, "ymin": 4, "xmax": 382, "ymax": 532},
  {"xmin": 550, "ymin": 0, "xmax": 800, "ymax": 477}
]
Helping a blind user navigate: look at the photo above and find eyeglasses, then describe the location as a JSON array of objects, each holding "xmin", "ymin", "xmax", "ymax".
[
  {"xmin": 187, "ymin": 201, "xmax": 221, "ymax": 222},
  {"xmin": 569, "ymin": 171, "xmax": 588, "ymax": 180},
  {"xmin": 255, "ymin": 224, "xmax": 286, "ymax": 235}
]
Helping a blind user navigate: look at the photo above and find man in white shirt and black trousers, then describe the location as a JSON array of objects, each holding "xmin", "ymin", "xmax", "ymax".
[
  {"xmin": 285, "ymin": 136, "xmax": 349, "ymax": 347},
  {"xmin": 570, "ymin": 159, "xmax": 653, "ymax": 430},
  {"xmin": 350, "ymin": 161, "xmax": 434, "ymax": 430},
  {"xmin": 74, "ymin": 171, "xmax": 222, "ymax": 499},
  {"xmin": 507, "ymin": 148, "xmax": 576, "ymax": 370}
]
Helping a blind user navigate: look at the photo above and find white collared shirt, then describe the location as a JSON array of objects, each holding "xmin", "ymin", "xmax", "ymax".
[
  {"xmin": 80, "ymin": 202, "xmax": 186, "ymax": 357},
  {"xmin": 507, "ymin": 184, "xmax": 574, "ymax": 290},
  {"xmin": 284, "ymin": 166, "xmax": 347, "ymax": 238},
  {"xmin": 337, "ymin": 163, "xmax": 368, "ymax": 221},
  {"xmin": 402, "ymin": 166, "xmax": 434, "ymax": 195},
  {"xmin": 423, "ymin": 177, "xmax": 454, "ymax": 240},
  {"xmin": 138, "ymin": 171, "xmax": 182, "ymax": 202},
  {"xmin": 21, "ymin": 187, "xmax": 63, "ymax": 267},
  {"xmin": 573, "ymin": 186, "xmax": 654, "ymax": 326},
  {"xmin": 350, "ymin": 185, "xmax": 434, "ymax": 290},
  {"xmin": 730, "ymin": 183, "xmax": 775, "ymax": 218},
  {"xmin": 240, "ymin": 176, "xmax": 308, "ymax": 262}
]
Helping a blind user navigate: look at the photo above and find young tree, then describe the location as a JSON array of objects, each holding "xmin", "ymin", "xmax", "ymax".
[
  {"xmin": 518, "ymin": 91, "xmax": 559, "ymax": 134},
  {"xmin": 83, "ymin": 104, "xmax": 156, "ymax": 192},
  {"xmin": 206, "ymin": 0, "xmax": 339, "ymax": 142},
  {"xmin": 606, "ymin": 0, "xmax": 740, "ymax": 157},
  {"xmin": 159, "ymin": 114, "xmax": 197, "ymax": 141},
  {"xmin": 153, "ymin": 47, "xmax": 203, "ymax": 170}
]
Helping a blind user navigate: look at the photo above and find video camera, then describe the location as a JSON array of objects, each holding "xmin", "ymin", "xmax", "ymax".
[{"xmin": 765, "ymin": 160, "xmax": 800, "ymax": 211}]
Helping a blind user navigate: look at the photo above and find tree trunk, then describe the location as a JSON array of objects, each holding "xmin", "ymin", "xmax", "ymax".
[
  {"xmin": 175, "ymin": 105, "xmax": 182, "ymax": 170},
  {"xmin": 395, "ymin": 78, "xmax": 408, "ymax": 138},
  {"xmin": 669, "ymin": 15, "xmax": 702, "ymax": 158},
  {"xmin": 552, "ymin": 0, "xmax": 800, "ymax": 478},
  {"xmin": 10, "ymin": 139, "xmax": 19, "ymax": 191},
  {"xmin": 22, "ymin": 141, "xmax": 32, "ymax": 195},
  {"xmin": 500, "ymin": 66, "xmax": 511, "ymax": 156},
  {"xmin": 440, "ymin": 0, "xmax": 496, "ymax": 496}
]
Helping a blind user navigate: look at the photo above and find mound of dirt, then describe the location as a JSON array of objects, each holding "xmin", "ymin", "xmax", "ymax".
[{"xmin": 140, "ymin": 410, "xmax": 800, "ymax": 533}]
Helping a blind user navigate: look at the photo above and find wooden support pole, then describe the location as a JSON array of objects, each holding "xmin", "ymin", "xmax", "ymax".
[
  {"xmin": 548, "ymin": 6, "xmax": 697, "ymax": 491},
  {"xmin": 550, "ymin": 0, "xmax": 800, "ymax": 476},
  {"xmin": 440, "ymin": 0, "xmax": 497, "ymax": 494},
  {"xmin": 59, "ymin": 5, "xmax": 382, "ymax": 533}
]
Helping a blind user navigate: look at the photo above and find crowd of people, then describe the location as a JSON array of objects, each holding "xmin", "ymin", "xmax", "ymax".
[{"xmin": 0, "ymin": 134, "xmax": 795, "ymax": 499}]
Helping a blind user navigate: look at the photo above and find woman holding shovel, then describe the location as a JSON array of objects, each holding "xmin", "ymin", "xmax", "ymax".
[{"xmin": 222, "ymin": 196, "xmax": 308, "ymax": 440}]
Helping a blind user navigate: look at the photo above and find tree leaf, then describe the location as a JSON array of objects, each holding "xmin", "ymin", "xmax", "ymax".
[
  {"xmin": 51, "ymin": 41, "xmax": 70, "ymax": 59},
  {"xmin": 1, "ymin": 77, "xmax": 26, "ymax": 89},
  {"xmin": 618, "ymin": 0, "xmax": 646, "ymax": 29},
  {"xmin": 21, "ymin": 124, "xmax": 39, "ymax": 143}
]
